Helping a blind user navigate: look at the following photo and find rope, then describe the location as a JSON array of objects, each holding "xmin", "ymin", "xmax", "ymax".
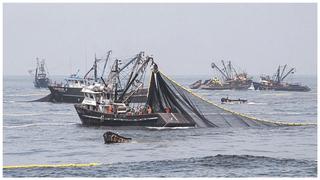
[
  {"xmin": 158, "ymin": 71, "xmax": 316, "ymax": 127},
  {"xmin": 3, "ymin": 163, "xmax": 100, "ymax": 169}
]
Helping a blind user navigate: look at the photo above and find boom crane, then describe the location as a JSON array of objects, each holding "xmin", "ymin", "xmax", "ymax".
[{"xmin": 211, "ymin": 62, "xmax": 228, "ymax": 80}]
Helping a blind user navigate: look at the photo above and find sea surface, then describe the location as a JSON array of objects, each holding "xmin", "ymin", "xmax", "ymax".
[{"xmin": 3, "ymin": 75, "xmax": 317, "ymax": 177}]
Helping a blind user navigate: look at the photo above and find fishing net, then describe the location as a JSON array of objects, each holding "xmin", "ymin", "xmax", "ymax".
[{"xmin": 147, "ymin": 70, "xmax": 307, "ymax": 128}]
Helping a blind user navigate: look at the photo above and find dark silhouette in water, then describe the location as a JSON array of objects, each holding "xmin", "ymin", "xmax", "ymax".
[
  {"xmin": 30, "ymin": 58, "xmax": 50, "ymax": 88},
  {"xmin": 190, "ymin": 60, "xmax": 252, "ymax": 90},
  {"xmin": 221, "ymin": 97, "xmax": 247, "ymax": 104},
  {"xmin": 253, "ymin": 65, "xmax": 311, "ymax": 92},
  {"xmin": 103, "ymin": 131, "xmax": 132, "ymax": 144}
]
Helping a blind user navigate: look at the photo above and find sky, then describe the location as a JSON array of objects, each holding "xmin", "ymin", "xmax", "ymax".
[{"xmin": 3, "ymin": 3, "xmax": 317, "ymax": 76}]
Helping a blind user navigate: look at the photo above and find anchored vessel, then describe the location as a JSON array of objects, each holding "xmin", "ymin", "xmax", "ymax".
[
  {"xmin": 74, "ymin": 53, "xmax": 195, "ymax": 127},
  {"xmin": 47, "ymin": 51, "xmax": 112, "ymax": 103},
  {"xmin": 190, "ymin": 60, "xmax": 252, "ymax": 90},
  {"xmin": 253, "ymin": 65, "xmax": 311, "ymax": 92},
  {"xmin": 32, "ymin": 58, "xmax": 50, "ymax": 88},
  {"xmin": 48, "ymin": 72, "xmax": 87, "ymax": 103}
]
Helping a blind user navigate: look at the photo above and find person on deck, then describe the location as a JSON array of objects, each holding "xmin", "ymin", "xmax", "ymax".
[
  {"xmin": 164, "ymin": 107, "xmax": 171, "ymax": 113},
  {"xmin": 147, "ymin": 105, "xmax": 152, "ymax": 114}
]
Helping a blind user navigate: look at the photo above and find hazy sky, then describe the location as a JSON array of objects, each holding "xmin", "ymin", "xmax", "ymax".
[{"xmin": 4, "ymin": 3, "xmax": 317, "ymax": 76}]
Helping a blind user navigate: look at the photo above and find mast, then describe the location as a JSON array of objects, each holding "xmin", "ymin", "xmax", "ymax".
[
  {"xmin": 114, "ymin": 59, "xmax": 119, "ymax": 101},
  {"xmin": 221, "ymin": 60, "xmax": 230, "ymax": 79},
  {"xmin": 227, "ymin": 61, "xmax": 233, "ymax": 79},
  {"xmin": 104, "ymin": 56, "xmax": 138, "ymax": 85},
  {"xmin": 276, "ymin": 65, "xmax": 281, "ymax": 83},
  {"xmin": 35, "ymin": 58, "xmax": 39, "ymax": 80},
  {"xmin": 83, "ymin": 67, "xmax": 94, "ymax": 80},
  {"xmin": 211, "ymin": 62, "xmax": 228, "ymax": 80},
  {"xmin": 280, "ymin": 64, "xmax": 287, "ymax": 80},
  {"xmin": 101, "ymin": 50, "xmax": 112, "ymax": 78},
  {"xmin": 281, "ymin": 68, "xmax": 295, "ymax": 81},
  {"xmin": 118, "ymin": 56, "xmax": 152, "ymax": 102},
  {"xmin": 94, "ymin": 54, "xmax": 98, "ymax": 82},
  {"xmin": 232, "ymin": 65, "xmax": 239, "ymax": 79},
  {"xmin": 123, "ymin": 52, "xmax": 143, "ymax": 90}
]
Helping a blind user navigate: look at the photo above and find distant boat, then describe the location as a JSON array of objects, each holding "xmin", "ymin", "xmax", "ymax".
[
  {"xmin": 47, "ymin": 51, "xmax": 112, "ymax": 103},
  {"xmin": 221, "ymin": 97, "xmax": 247, "ymax": 104},
  {"xmin": 48, "ymin": 72, "xmax": 87, "ymax": 103},
  {"xmin": 33, "ymin": 58, "xmax": 50, "ymax": 88},
  {"xmin": 190, "ymin": 60, "xmax": 252, "ymax": 90},
  {"xmin": 253, "ymin": 65, "xmax": 311, "ymax": 92},
  {"xmin": 75, "ymin": 55, "xmax": 195, "ymax": 127}
]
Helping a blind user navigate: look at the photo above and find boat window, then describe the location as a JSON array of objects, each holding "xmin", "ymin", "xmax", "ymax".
[{"xmin": 90, "ymin": 94, "xmax": 94, "ymax": 99}]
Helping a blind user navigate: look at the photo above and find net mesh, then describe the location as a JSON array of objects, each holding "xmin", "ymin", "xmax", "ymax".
[{"xmin": 147, "ymin": 70, "xmax": 311, "ymax": 128}]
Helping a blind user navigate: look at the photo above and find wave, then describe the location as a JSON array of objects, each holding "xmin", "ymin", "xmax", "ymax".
[
  {"xmin": 245, "ymin": 111, "xmax": 317, "ymax": 115},
  {"xmin": 3, "ymin": 100, "xmax": 16, "ymax": 103},
  {"xmin": 146, "ymin": 127, "xmax": 195, "ymax": 130},
  {"xmin": 247, "ymin": 102, "xmax": 267, "ymax": 105},
  {"xmin": 261, "ymin": 93, "xmax": 291, "ymax": 96},
  {"xmin": 5, "ymin": 93, "xmax": 49, "ymax": 97},
  {"xmin": 3, "ymin": 154, "xmax": 316, "ymax": 177},
  {"xmin": 3, "ymin": 122, "xmax": 77, "ymax": 129},
  {"xmin": 4, "ymin": 112, "xmax": 73, "ymax": 117}
]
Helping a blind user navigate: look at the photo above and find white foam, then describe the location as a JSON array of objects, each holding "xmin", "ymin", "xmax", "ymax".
[
  {"xmin": 146, "ymin": 126, "xmax": 194, "ymax": 130},
  {"xmin": 5, "ymin": 93, "xmax": 48, "ymax": 97},
  {"xmin": 247, "ymin": 102, "xmax": 267, "ymax": 105},
  {"xmin": 3, "ymin": 122, "xmax": 77, "ymax": 129},
  {"xmin": 4, "ymin": 112, "xmax": 73, "ymax": 117}
]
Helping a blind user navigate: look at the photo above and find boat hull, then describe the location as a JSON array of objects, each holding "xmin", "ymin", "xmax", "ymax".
[
  {"xmin": 189, "ymin": 80, "xmax": 202, "ymax": 89},
  {"xmin": 48, "ymin": 86, "xmax": 83, "ymax": 103},
  {"xmin": 252, "ymin": 82, "xmax": 273, "ymax": 90},
  {"xmin": 201, "ymin": 82, "xmax": 252, "ymax": 90},
  {"xmin": 274, "ymin": 86, "xmax": 311, "ymax": 92},
  {"xmin": 34, "ymin": 78, "xmax": 50, "ymax": 88},
  {"xmin": 74, "ymin": 104, "xmax": 195, "ymax": 127},
  {"xmin": 252, "ymin": 82, "xmax": 311, "ymax": 92}
]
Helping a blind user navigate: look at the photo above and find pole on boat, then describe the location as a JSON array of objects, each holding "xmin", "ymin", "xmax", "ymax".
[
  {"xmin": 280, "ymin": 64, "xmax": 287, "ymax": 81},
  {"xmin": 211, "ymin": 62, "xmax": 228, "ymax": 80},
  {"xmin": 114, "ymin": 59, "xmax": 119, "ymax": 101},
  {"xmin": 101, "ymin": 50, "xmax": 112, "ymax": 78},
  {"xmin": 94, "ymin": 54, "xmax": 98, "ymax": 82},
  {"xmin": 281, "ymin": 67, "xmax": 295, "ymax": 81}
]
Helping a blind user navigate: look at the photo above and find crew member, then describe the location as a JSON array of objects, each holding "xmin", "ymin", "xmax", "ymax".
[
  {"xmin": 164, "ymin": 107, "xmax": 171, "ymax": 113},
  {"xmin": 107, "ymin": 105, "xmax": 113, "ymax": 114},
  {"xmin": 147, "ymin": 105, "xmax": 152, "ymax": 114}
]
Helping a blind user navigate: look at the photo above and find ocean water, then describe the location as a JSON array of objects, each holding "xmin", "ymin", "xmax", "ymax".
[{"xmin": 3, "ymin": 75, "xmax": 317, "ymax": 177}]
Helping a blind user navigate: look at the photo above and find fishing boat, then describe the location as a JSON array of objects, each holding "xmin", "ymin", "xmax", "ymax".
[
  {"xmin": 47, "ymin": 51, "xmax": 112, "ymax": 103},
  {"xmin": 221, "ymin": 97, "xmax": 247, "ymax": 104},
  {"xmin": 74, "ymin": 53, "xmax": 195, "ymax": 127},
  {"xmin": 189, "ymin": 80, "xmax": 202, "ymax": 89},
  {"xmin": 48, "ymin": 71, "xmax": 87, "ymax": 103},
  {"xmin": 253, "ymin": 65, "xmax": 311, "ymax": 92},
  {"xmin": 31, "ymin": 58, "xmax": 51, "ymax": 88},
  {"xmin": 75, "ymin": 53, "xmax": 311, "ymax": 128},
  {"xmin": 190, "ymin": 60, "xmax": 252, "ymax": 90}
]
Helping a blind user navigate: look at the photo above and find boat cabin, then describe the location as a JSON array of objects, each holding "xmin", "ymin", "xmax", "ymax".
[
  {"xmin": 64, "ymin": 76, "xmax": 86, "ymax": 88},
  {"xmin": 81, "ymin": 85, "xmax": 128, "ymax": 114}
]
